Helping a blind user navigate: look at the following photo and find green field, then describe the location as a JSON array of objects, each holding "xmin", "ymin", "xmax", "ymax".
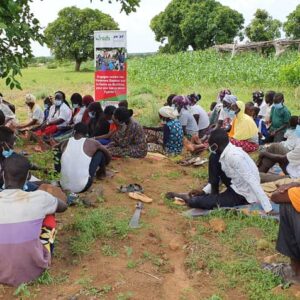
[{"xmin": 0, "ymin": 49, "xmax": 299, "ymax": 124}]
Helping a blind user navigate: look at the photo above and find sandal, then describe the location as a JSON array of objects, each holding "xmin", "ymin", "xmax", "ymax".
[
  {"xmin": 128, "ymin": 192, "xmax": 153, "ymax": 203},
  {"xmin": 118, "ymin": 184, "xmax": 144, "ymax": 193}
]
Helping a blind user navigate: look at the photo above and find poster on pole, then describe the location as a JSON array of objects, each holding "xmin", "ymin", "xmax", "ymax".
[{"xmin": 94, "ymin": 30, "xmax": 127, "ymax": 104}]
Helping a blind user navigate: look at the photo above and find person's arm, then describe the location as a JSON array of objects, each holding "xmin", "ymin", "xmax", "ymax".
[
  {"xmin": 193, "ymin": 114, "xmax": 200, "ymax": 124},
  {"xmin": 182, "ymin": 125, "xmax": 187, "ymax": 136},
  {"xmin": 47, "ymin": 118, "xmax": 64, "ymax": 126},
  {"xmin": 163, "ymin": 124, "xmax": 170, "ymax": 147},
  {"xmin": 88, "ymin": 139, "xmax": 112, "ymax": 164},
  {"xmin": 17, "ymin": 119, "xmax": 38, "ymax": 129},
  {"xmin": 94, "ymin": 130, "xmax": 114, "ymax": 140},
  {"xmin": 259, "ymin": 151, "xmax": 288, "ymax": 165}
]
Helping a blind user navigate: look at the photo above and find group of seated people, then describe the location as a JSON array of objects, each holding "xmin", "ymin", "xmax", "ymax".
[{"xmin": 0, "ymin": 87, "xmax": 299, "ymax": 286}]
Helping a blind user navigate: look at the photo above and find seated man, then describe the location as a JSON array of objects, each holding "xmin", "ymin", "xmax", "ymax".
[
  {"xmin": 0, "ymin": 154, "xmax": 67, "ymax": 286},
  {"xmin": 266, "ymin": 182, "xmax": 300, "ymax": 283},
  {"xmin": 166, "ymin": 129, "xmax": 272, "ymax": 213},
  {"xmin": 56, "ymin": 122, "xmax": 112, "ymax": 193},
  {"xmin": 258, "ymin": 136, "xmax": 300, "ymax": 183}
]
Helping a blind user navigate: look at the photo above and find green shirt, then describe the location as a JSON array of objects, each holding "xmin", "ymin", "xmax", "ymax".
[{"xmin": 270, "ymin": 105, "xmax": 291, "ymax": 131}]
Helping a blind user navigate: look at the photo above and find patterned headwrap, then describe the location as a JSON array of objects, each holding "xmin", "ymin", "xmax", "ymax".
[
  {"xmin": 223, "ymin": 94, "xmax": 237, "ymax": 104},
  {"xmin": 252, "ymin": 91, "xmax": 264, "ymax": 102},
  {"xmin": 218, "ymin": 89, "xmax": 231, "ymax": 101},
  {"xmin": 172, "ymin": 95, "xmax": 191, "ymax": 109}
]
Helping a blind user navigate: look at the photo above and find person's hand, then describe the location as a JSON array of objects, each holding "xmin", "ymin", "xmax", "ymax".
[
  {"xmin": 269, "ymin": 131, "xmax": 276, "ymax": 137},
  {"xmin": 277, "ymin": 183, "xmax": 300, "ymax": 194},
  {"xmin": 266, "ymin": 209, "xmax": 277, "ymax": 216},
  {"xmin": 258, "ymin": 151, "xmax": 267, "ymax": 159},
  {"xmin": 188, "ymin": 189, "xmax": 204, "ymax": 198}
]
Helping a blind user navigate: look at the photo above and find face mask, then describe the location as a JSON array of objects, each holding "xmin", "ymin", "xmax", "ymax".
[
  {"xmin": 227, "ymin": 110, "xmax": 236, "ymax": 119},
  {"xmin": 88, "ymin": 112, "xmax": 96, "ymax": 119},
  {"xmin": 295, "ymin": 125, "xmax": 300, "ymax": 138},
  {"xmin": 23, "ymin": 183, "xmax": 28, "ymax": 191},
  {"xmin": 208, "ymin": 143, "xmax": 218, "ymax": 155},
  {"xmin": 73, "ymin": 104, "xmax": 79, "ymax": 109},
  {"xmin": 273, "ymin": 103, "xmax": 283, "ymax": 109},
  {"xmin": 2, "ymin": 149, "xmax": 13, "ymax": 158},
  {"xmin": 54, "ymin": 100, "xmax": 62, "ymax": 107},
  {"xmin": 223, "ymin": 107, "xmax": 230, "ymax": 113}
]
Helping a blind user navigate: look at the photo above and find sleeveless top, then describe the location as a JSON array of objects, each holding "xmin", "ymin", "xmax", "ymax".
[{"xmin": 60, "ymin": 137, "xmax": 91, "ymax": 193}]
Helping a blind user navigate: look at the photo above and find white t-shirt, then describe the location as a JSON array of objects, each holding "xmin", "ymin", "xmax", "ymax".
[
  {"xmin": 29, "ymin": 105, "xmax": 44, "ymax": 125},
  {"xmin": 255, "ymin": 100, "xmax": 268, "ymax": 121},
  {"xmin": 73, "ymin": 107, "xmax": 86, "ymax": 124},
  {"xmin": 287, "ymin": 144, "xmax": 300, "ymax": 178},
  {"xmin": 281, "ymin": 129, "xmax": 300, "ymax": 151},
  {"xmin": 179, "ymin": 108, "xmax": 199, "ymax": 136},
  {"xmin": 48, "ymin": 103, "xmax": 72, "ymax": 126},
  {"xmin": 190, "ymin": 105, "xmax": 209, "ymax": 130}
]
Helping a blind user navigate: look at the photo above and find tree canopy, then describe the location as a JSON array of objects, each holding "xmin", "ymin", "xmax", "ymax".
[
  {"xmin": 245, "ymin": 9, "xmax": 282, "ymax": 42},
  {"xmin": 150, "ymin": 0, "xmax": 244, "ymax": 53},
  {"xmin": 284, "ymin": 4, "xmax": 300, "ymax": 39},
  {"xmin": 0, "ymin": 0, "xmax": 139, "ymax": 88},
  {"xmin": 45, "ymin": 7, "xmax": 118, "ymax": 71}
]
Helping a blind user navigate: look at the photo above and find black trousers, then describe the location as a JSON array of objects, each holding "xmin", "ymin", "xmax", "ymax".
[
  {"xmin": 55, "ymin": 150, "xmax": 106, "ymax": 193},
  {"xmin": 187, "ymin": 153, "xmax": 247, "ymax": 209},
  {"xmin": 276, "ymin": 203, "xmax": 300, "ymax": 260}
]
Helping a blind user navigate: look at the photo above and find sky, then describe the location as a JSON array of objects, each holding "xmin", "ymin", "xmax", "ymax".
[{"xmin": 30, "ymin": 0, "xmax": 299, "ymax": 56}]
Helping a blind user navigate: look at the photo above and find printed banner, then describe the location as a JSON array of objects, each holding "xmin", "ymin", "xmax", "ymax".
[{"xmin": 94, "ymin": 31, "xmax": 127, "ymax": 102}]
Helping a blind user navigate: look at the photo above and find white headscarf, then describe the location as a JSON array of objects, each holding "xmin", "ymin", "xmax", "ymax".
[
  {"xmin": 25, "ymin": 94, "xmax": 36, "ymax": 104},
  {"xmin": 223, "ymin": 94, "xmax": 237, "ymax": 104},
  {"xmin": 159, "ymin": 106, "xmax": 179, "ymax": 120}
]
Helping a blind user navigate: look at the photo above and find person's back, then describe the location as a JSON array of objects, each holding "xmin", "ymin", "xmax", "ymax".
[
  {"xmin": 191, "ymin": 104, "xmax": 209, "ymax": 130},
  {"xmin": 179, "ymin": 108, "xmax": 198, "ymax": 136},
  {"xmin": 165, "ymin": 119, "xmax": 183, "ymax": 154},
  {"xmin": 0, "ymin": 155, "xmax": 64, "ymax": 286},
  {"xmin": 60, "ymin": 137, "xmax": 91, "ymax": 193}
]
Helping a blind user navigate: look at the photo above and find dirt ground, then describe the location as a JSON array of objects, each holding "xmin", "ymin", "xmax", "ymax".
[{"xmin": 0, "ymin": 153, "xmax": 297, "ymax": 300}]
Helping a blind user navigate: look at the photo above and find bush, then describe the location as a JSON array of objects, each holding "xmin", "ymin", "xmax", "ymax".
[
  {"xmin": 47, "ymin": 63, "xmax": 58, "ymax": 69},
  {"xmin": 279, "ymin": 56, "xmax": 300, "ymax": 86}
]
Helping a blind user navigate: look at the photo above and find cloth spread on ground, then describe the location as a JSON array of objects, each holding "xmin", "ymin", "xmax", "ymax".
[
  {"xmin": 183, "ymin": 202, "xmax": 279, "ymax": 220},
  {"xmin": 0, "ymin": 189, "xmax": 58, "ymax": 286}
]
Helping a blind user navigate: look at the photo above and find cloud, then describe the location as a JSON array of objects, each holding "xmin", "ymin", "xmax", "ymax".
[{"xmin": 30, "ymin": 0, "xmax": 299, "ymax": 56}]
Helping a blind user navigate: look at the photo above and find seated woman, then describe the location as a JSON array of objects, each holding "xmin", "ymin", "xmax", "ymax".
[
  {"xmin": 107, "ymin": 108, "xmax": 147, "ymax": 158},
  {"xmin": 87, "ymin": 102, "xmax": 110, "ymax": 138},
  {"xmin": 228, "ymin": 100, "xmax": 259, "ymax": 153},
  {"xmin": 81, "ymin": 95, "xmax": 95, "ymax": 125},
  {"xmin": 94, "ymin": 105, "xmax": 117, "ymax": 145},
  {"xmin": 253, "ymin": 106, "xmax": 269, "ymax": 144},
  {"xmin": 42, "ymin": 96, "xmax": 53, "ymax": 124},
  {"xmin": 34, "ymin": 92, "xmax": 72, "ymax": 138},
  {"xmin": 0, "ymin": 95, "xmax": 17, "ymax": 130},
  {"xmin": 188, "ymin": 93, "xmax": 209, "ymax": 137},
  {"xmin": 16, "ymin": 94, "xmax": 44, "ymax": 132},
  {"xmin": 146, "ymin": 106, "xmax": 183, "ymax": 155}
]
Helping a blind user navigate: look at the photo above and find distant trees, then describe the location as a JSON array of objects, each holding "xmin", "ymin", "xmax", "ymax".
[
  {"xmin": 284, "ymin": 4, "xmax": 300, "ymax": 39},
  {"xmin": 245, "ymin": 9, "xmax": 282, "ymax": 42},
  {"xmin": 45, "ymin": 7, "xmax": 118, "ymax": 71},
  {"xmin": 150, "ymin": 0, "xmax": 244, "ymax": 53}
]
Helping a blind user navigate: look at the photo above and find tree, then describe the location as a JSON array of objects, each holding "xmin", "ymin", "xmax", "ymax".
[
  {"xmin": 46, "ymin": 7, "xmax": 119, "ymax": 71},
  {"xmin": 0, "ymin": 0, "xmax": 139, "ymax": 88},
  {"xmin": 245, "ymin": 9, "xmax": 282, "ymax": 42},
  {"xmin": 150, "ymin": 0, "xmax": 244, "ymax": 53},
  {"xmin": 0, "ymin": 0, "xmax": 44, "ymax": 89},
  {"xmin": 284, "ymin": 4, "xmax": 300, "ymax": 39}
]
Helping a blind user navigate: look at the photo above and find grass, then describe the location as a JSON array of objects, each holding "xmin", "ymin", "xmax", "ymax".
[
  {"xmin": 184, "ymin": 210, "xmax": 293, "ymax": 300},
  {"xmin": 68, "ymin": 207, "xmax": 130, "ymax": 256}
]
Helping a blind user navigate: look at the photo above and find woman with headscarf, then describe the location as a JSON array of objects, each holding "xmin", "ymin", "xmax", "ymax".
[
  {"xmin": 228, "ymin": 100, "xmax": 259, "ymax": 153},
  {"xmin": 146, "ymin": 106, "xmax": 183, "ymax": 155},
  {"xmin": 209, "ymin": 89, "xmax": 231, "ymax": 126},
  {"xmin": 87, "ymin": 102, "xmax": 109, "ymax": 138},
  {"xmin": 107, "ymin": 107, "xmax": 147, "ymax": 158}
]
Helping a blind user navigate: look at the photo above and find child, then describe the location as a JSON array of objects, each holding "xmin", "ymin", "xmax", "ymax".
[
  {"xmin": 268, "ymin": 93, "xmax": 291, "ymax": 142},
  {"xmin": 253, "ymin": 107, "xmax": 269, "ymax": 144}
]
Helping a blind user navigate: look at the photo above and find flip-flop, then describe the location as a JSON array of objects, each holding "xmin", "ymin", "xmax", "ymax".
[
  {"xmin": 173, "ymin": 197, "xmax": 186, "ymax": 206},
  {"xmin": 128, "ymin": 192, "xmax": 153, "ymax": 203},
  {"xmin": 193, "ymin": 158, "xmax": 208, "ymax": 166},
  {"xmin": 118, "ymin": 184, "xmax": 144, "ymax": 193}
]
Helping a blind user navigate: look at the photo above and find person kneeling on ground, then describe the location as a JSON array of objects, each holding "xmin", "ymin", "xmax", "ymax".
[
  {"xmin": 56, "ymin": 122, "xmax": 112, "ymax": 193},
  {"xmin": 166, "ymin": 129, "xmax": 272, "ymax": 213},
  {"xmin": 264, "ymin": 182, "xmax": 300, "ymax": 283},
  {"xmin": 0, "ymin": 154, "xmax": 67, "ymax": 286}
]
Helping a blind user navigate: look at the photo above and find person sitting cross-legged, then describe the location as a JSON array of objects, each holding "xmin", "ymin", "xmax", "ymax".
[
  {"xmin": 0, "ymin": 154, "xmax": 67, "ymax": 287},
  {"xmin": 55, "ymin": 122, "xmax": 112, "ymax": 193},
  {"xmin": 166, "ymin": 129, "xmax": 272, "ymax": 213},
  {"xmin": 263, "ymin": 183, "xmax": 300, "ymax": 283}
]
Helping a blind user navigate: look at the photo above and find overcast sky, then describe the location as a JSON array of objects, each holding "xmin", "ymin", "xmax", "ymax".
[{"xmin": 30, "ymin": 0, "xmax": 299, "ymax": 56}]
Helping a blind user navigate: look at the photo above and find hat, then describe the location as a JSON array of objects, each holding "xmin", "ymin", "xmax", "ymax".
[
  {"xmin": 25, "ymin": 94, "xmax": 36, "ymax": 104},
  {"xmin": 159, "ymin": 106, "xmax": 179, "ymax": 119},
  {"xmin": 223, "ymin": 94, "xmax": 237, "ymax": 104}
]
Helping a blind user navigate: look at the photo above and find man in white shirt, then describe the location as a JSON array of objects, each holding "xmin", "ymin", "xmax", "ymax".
[
  {"xmin": 253, "ymin": 91, "xmax": 268, "ymax": 121},
  {"xmin": 166, "ymin": 129, "xmax": 273, "ymax": 213}
]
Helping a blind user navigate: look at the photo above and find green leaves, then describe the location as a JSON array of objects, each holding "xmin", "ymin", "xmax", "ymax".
[
  {"xmin": 44, "ymin": 6, "xmax": 119, "ymax": 71},
  {"xmin": 283, "ymin": 4, "xmax": 300, "ymax": 39}
]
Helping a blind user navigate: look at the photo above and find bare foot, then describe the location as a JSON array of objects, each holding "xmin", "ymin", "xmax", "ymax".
[{"xmin": 165, "ymin": 192, "xmax": 190, "ymax": 201}]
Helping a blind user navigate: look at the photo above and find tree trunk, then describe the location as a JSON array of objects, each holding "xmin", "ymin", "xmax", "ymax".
[{"xmin": 75, "ymin": 60, "xmax": 81, "ymax": 72}]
